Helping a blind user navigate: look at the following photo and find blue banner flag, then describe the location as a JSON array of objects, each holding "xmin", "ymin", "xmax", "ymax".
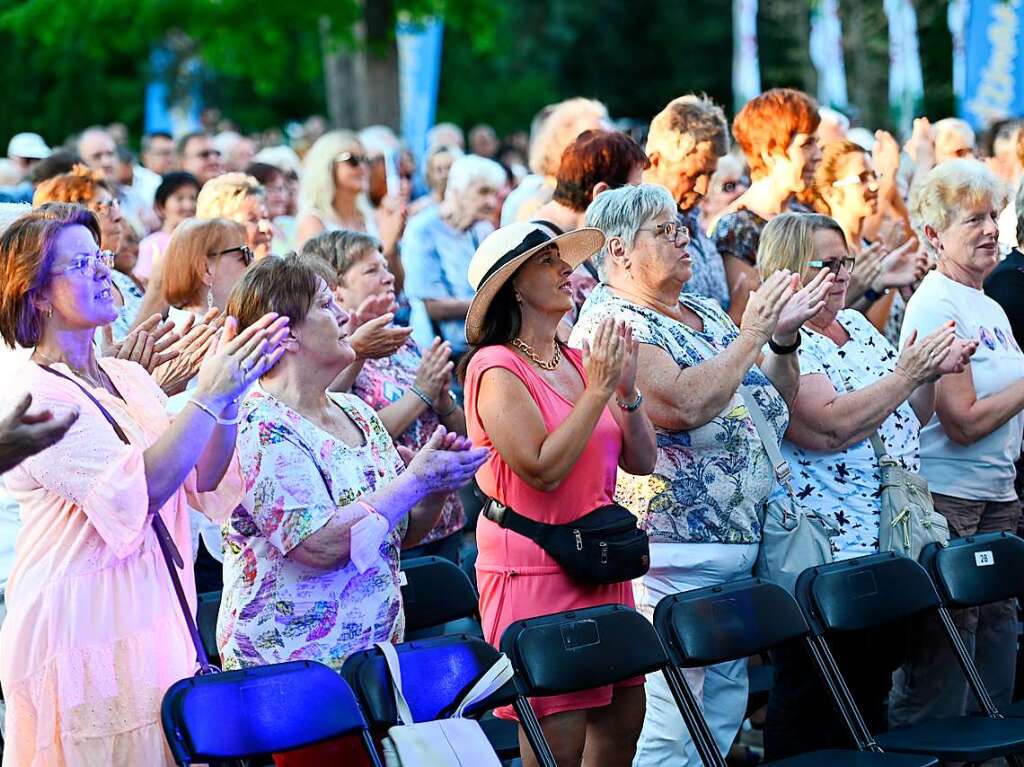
[
  {"xmin": 962, "ymin": 0, "xmax": 1024, "ymax": 130},
  {"xmin": 396, "ymin": 15, "xmax": 444, "ymax": 162}
]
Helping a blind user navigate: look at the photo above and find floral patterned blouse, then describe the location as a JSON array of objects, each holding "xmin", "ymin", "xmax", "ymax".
[
  {"xmin": 712, "ymin": 208, "xmax": 768, "ymax": 267},
  {"xmin": 782, "ymin": 309, "xmax": 921, "ymax": 559},
  {"xmin": 569, "ymin": 284, "xmax": 789, "ymax": 545},
  {"xmin": 351, "ymin": 336, "xmax": 465, "ymax": 544},
  {"xmin": 217, "ymin": 388, "xmax": 408, "ymax": 672}
]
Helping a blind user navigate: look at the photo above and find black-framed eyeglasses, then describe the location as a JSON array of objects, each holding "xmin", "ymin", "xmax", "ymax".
[
  {"xmin": 51, "ymin": 249, "xmax": 115, "ymax": 277},
  {"xmin": 809, "ymin": 256, "xmax": 856, "ymax": 274},
  {"xmin": 333, "ymin": 152, "xmax": 368, "ymax": 168},
  {"xmin": 212, "ymin": 244, "xmax": 254, "ymax": 266},
  {"xmin": 640, "ymin": 220, "xmax": 690, "ymax": 246}
]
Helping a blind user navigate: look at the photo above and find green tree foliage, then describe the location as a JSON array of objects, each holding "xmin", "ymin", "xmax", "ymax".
[{"xmin": 0, "ymin": 0, "xmax": 959, "ymax": 151}]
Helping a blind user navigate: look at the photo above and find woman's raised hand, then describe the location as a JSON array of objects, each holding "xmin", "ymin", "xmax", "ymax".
[
  {"xmin": 405, "ymin": 425, "xmax": 489, "ymax": 496},
  {"xmin": 615, "ymin": 323, "xmax": 640, "ymax": 401},
  {"xmin": 152, "ymin": 308, "xmax": 225, "ymax": 396},
  {"xmin": 101, "ymin": 314, "xmax": 181, "ymax": 373},
  {"xmin": 774, "ymin": 268, "xmax": 834, "ymax": 338},
  {"xmin": 740, "ymin": 269, "xmax": 799, "ymax": 343},
  {"xmin": 193, "ymin": 313, "xmax": 291, "ymax": 411},
  {"xmin": 413, "ymin": 337, "xmax": 454, "ymax": 402},
  {"xmin": 896, "ymin": 321, "xmax": 961, "ymax": 385},
  {"xmin": 580, "ymin": 317, "xmax": 626, "ymax": 397}
]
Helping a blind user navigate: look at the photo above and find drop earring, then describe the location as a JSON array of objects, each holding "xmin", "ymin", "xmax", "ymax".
[
  {"xmin": 46, "ymin": 307, "xmax": 53, "ymax": 318},
  {"xmin": 207, "ymin": 289, "xmax": 214, "ymax": 310}
]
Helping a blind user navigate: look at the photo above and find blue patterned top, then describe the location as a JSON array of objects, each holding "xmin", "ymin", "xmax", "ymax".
[
  {"xmin": 218, "ymin": 388, "xmax": 407, "ymax": 672},
  {"xmin": 569, "ymin": 284, "xmax": 788, "ymax": 544},
  {"xmin": 679, "ymin": 208, "xmax": 730, "ymax": 310}
]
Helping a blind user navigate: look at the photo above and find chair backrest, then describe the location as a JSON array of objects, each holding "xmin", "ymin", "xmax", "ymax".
[
  {"xmin": 161, "ymin": 660, "xmax": 370, "ymax": 762},
  {"xmin": 654, "ymin": 578, "xmax": 809, "ymax": 667},
  {"xmin": 920, "ymin": 532, "xmax": 1024, "ymax": 608},
  {"xmin": 500, "ymin": 604, "xmax": 667, "ymax": 696},
  {"xmin": 196, "ymin": 590, "xmax": 221, "ymax": 667},
  {"xmin": 400, "ymin": 556, "xmax": 480, "ymax": 631},
  {"xmin": 342, "ymin": 634, "xmax": 518, "ymax": 726},
  {"xmin": 795, "ymin": 553, "xmax": 940, "ymax": 634}
]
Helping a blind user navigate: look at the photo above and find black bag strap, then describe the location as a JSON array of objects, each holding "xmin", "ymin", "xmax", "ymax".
[
  {"xmin": 37, "ymin": 364, "xmax": 215, "ymax": 674},
  {"xmin": 481, "ymin": 498, "xmax": 549, "ymax": 540}
]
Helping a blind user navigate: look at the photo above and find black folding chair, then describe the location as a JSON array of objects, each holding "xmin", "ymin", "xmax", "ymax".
[
  {"xmin": 919, "ymin": 531, "xmax": 1024, "ymax": 717},
  {"xmin": 500, "ymin": 603, "xmax": 669, "ymax": 767},
  {"xmin": 796, "ymin": 552, "xmax": 1024, "ymax": 766},
  {"xmin": 399, "ymin": 555, "xmax": 483, "ymax": 639},
  {"xmin": 196, "ymin": 590, "xmax": 222, "ymax": 667},
  {"xmin": 161, "ymin": 660, "xmax": 382, "ymax": 767},
  {"xmin": 342, "ymin": 633, "xmax": 535, "ymax": 765},
  {"xmin": 654, "ymin": 578, "xmax": 937, "ymax": 767}
]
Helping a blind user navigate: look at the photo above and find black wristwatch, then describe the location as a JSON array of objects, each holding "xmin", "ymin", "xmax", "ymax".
[
  {"xmin": 863, "ymin": 287, "xmax": 887, "ymax": 303},
  {"xmin": 768, "ymin": 333, "xmax": 802, "ymax": 355}
]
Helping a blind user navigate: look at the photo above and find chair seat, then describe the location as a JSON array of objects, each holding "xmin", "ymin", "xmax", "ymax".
[
  {"xmin": 876, "ymin": 716, "xmax": 1024, "ymax": 761},
  {"xmin": 766, "ymin": 749, "xmax": 938, "ymax": 766},
  {"xmin": 1002, "ymin": 699, "xmax": 1024, "ymax": 717},
  {"xmin": 480, "ymin": 715, "xmax": 519, "ymax": 760}
]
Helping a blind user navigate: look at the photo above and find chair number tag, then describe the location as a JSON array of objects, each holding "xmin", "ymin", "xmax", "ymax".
[
  {"xmin": 975, "ymin": 551, "xmax": 995, "ymax": 567},
  {"xmin": 399, "ymin": 570, "xmax": 408, "ymax": 586}
]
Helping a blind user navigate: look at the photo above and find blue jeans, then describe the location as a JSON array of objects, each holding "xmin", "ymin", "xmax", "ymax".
[{"xmin": 632, "ymin": 542, "xmax": 758, "ymax": 767}]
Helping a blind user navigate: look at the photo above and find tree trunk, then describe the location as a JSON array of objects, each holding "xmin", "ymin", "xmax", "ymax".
[{"xmin": 320, "ymin": 0, "xmax": 399, "ymax": 131}]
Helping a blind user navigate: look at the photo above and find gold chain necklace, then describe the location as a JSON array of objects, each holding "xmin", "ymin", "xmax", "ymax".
[{"xmin": 511, "ymin": 337, "xmax": 561, "ymax": 370}]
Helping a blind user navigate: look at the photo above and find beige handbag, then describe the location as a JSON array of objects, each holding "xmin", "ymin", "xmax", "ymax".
[{"xmin": 375, "ymin": 641, "xmax": 513, "ymax": 767}]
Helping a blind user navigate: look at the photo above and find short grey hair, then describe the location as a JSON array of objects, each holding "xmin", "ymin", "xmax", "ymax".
[
  {"xmin": 584, "ymin": 183, "xmax": 677, "ymax": 279},
  {"xmin": 444, "ymin": 154, "xmax": 506, "ymax": 197},
  {"xmin": 646, "ymin": 95, "xmax": 729, "ymax": 164}
]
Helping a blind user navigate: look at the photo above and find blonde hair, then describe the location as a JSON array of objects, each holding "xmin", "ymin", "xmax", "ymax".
[
  {"xmin": 757, "ymin": 212, "xmax": 847, "ymax": 283},
  {"xmin": 298, "ymin": 130, "xmax": 375, "ymax": 227},
  {"xmin": 909, "ymin": 159, "xmax": 1009, "ymax": 254},
  {"xmin": 196, "ymin": 172, "xmax": 263, "ymax": 220},
  {"xmin": 528, "ymin": 98, "xmax": 608, "ymax": 177},
  {"xmin": 162, "ymin": 217, "xmax": 247, "ymax": 307}
]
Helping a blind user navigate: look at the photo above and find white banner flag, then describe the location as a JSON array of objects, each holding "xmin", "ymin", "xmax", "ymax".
[
  {"xmin": 810, "ymin": 0, "xmax": 849, "ymax": 108},
  {"xmin": 733, "ymin": 0, "xmax": 761, "ymax": 111},
  {"xmin": 885, "ymin": 0, "xmax": 925, "ymax": 138}
]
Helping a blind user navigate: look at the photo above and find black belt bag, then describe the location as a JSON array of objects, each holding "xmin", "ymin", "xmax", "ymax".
[{"xmin": 482, "ymin": 499, "xmax": 650, "ymax": 584}]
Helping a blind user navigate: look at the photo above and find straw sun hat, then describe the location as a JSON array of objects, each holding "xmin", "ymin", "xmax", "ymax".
[{"xmin": 465, "ymin": 221, "xmax": 604, "ymax": 344}]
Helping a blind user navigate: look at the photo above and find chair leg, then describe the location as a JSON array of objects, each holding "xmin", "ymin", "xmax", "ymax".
[
  {"xmin": 661, "ymin": 666, "xmax": 726, "ymax": 767},
  {"xmin": 935, "ymin": 606, "xmax": 1001, "ymax": 717},
  {"xmin": 802, "ymin": 637, "xmax": 878, "ymax": 752},
  {"xmin": 362, "ymin": 731, "xmax": 385, "ymax": 767},
  {"xmin": 512, "ymin": 697, "xmax": 558, "ymax": 767}
]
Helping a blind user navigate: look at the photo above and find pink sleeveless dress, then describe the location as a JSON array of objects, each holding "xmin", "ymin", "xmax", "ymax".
[{"xmin": 465, "ymin": 345, "xmax": 642, "ymax": 721}]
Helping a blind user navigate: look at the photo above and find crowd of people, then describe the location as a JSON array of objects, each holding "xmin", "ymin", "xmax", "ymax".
[{"xmin": 0, "ymin": 89, "xmax": 1022, "ymax": 767}]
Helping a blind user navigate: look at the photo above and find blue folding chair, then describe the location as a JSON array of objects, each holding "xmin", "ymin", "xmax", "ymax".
[
  {"xmin": 342, "ymin": 634, "xmax": 530, "ymax": 765},
  {"xmin": 654, "ymin": 577, "xmax": 938, "ymax": 767},
  {"xmin": 919, "ymin": 531, "xmax": 1024, "ymax": 717},
  {"xmin": 161, "ymin": 660, "xmax": 382, "ymax": 766},
  {"xmin": 796, "ymin": 552, "xmax": 1024, "ymax": 766}
]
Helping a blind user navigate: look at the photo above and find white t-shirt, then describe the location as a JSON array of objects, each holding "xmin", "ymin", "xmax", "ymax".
[{"xmin": 900, "ymin": 270, "xmax": 1024, "ymax": 501}]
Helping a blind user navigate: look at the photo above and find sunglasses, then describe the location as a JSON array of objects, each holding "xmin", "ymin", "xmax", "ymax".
[
  {"xmin": 212, "ymin": 244, "xmax": 254, "ymax": 266},
  {"xmin": 809, "ymin": 256, "xmax": 856, "ymax": 274},
  {"xmin": 333, "ymin": 152, "xmax": 368, "ymax": 168}
]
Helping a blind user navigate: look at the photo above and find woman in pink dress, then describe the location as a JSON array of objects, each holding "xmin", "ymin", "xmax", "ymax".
[
  {"xmin": 0, "ymin": 204, "xmax": 288, "ymax": 766},
  {"xmin": 461, "ymin": 221, "xmax": 657, "ymax": 767}
]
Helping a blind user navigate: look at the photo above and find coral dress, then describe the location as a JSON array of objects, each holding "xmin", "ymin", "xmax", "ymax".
[
  {"xmin": 465, "ymin": 345, "xmax": 642, "ymax": 721},
  {"xmin": 0, "ymin": 359, "xmax": 244, "ymax": 766}
]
